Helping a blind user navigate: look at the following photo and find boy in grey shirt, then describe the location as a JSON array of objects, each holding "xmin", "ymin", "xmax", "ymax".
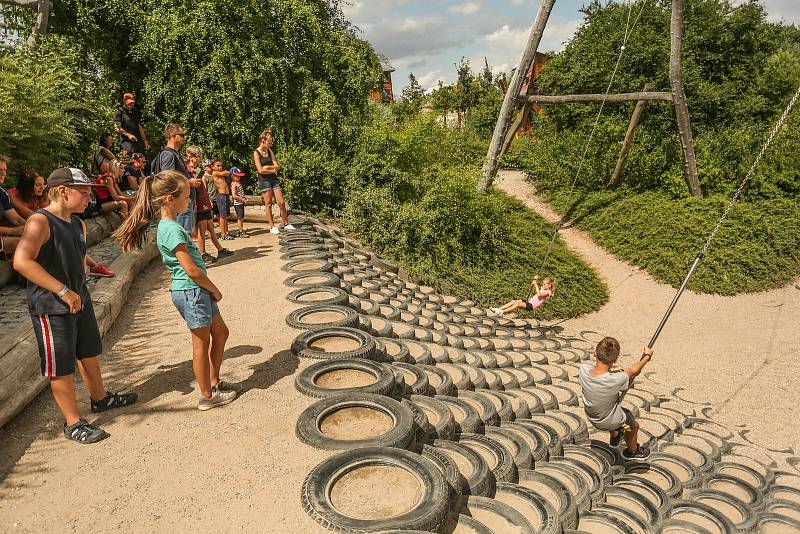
[{"xmin": 579, "ymin": 336, "xmax": 653, "ymax": 460}]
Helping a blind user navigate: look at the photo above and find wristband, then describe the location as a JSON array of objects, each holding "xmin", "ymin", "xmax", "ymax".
[{"xmin": 55, "ymin": 285, "xmax": 70, "ymax": 298}]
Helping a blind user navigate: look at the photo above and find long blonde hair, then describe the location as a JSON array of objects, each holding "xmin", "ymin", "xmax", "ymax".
[
  {"xmin": 113, "ymin": 170, "xmax": 187, "ymax": 251},
  {"xmin": 543, "ymin": 277, "xmax": 556, "ymax": 294}
]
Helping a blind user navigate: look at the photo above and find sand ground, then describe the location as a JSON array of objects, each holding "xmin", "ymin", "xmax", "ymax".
[
  {"xmin": 1, "ymin": 178, "xmax": 799, "ymax": 532},
  {"xmin": 495, "ymin": 169, "xmax": 800, "ymax": 465}
]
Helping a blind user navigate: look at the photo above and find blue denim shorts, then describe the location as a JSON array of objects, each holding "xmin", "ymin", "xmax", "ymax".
[
  {"xmin": 258, "ymin": 179, "xmax": 281, "ymax": 192},
  {"xmin": 176, "ymin": 198, "xmax": 196, "ymax": 232},
  {"xmin": 171, "ymin": 287, "xmax": 219, "ymax": 330}
]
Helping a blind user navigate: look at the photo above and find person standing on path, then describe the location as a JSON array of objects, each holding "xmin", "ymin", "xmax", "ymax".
[
  {"xmin": 253, "ymin": 128, "xmax": 293, "ymax": 234},
  {"xmin": 152, "ymin": 123, "xmax": 200, "ymax": 233},
  {"xmin": 13, "ymin": 167, "xmax": 138, "ymax": 444},
  {"xmin": 114, "ymin": 170, "xmax": 237, "ymax": 411},
  {"xmin": 113, "ymin": 93, "xmax": 150, "ymax": 158},
  {"xmin": 185, "ymin": 146, "xmax": 232, "ymax": 263}
]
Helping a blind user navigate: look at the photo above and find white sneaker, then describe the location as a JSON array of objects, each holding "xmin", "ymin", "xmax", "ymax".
[
  {"xmin": 284, "ymin": 223, "xmax": 296, "ymax": 230},
  {"xmin": 270, "ymin": 226, "xmax": 280, "ymax": 235},
  {"xmin": 491, "ymin": 307, "xmax": 503, "ymax": 317},
  {"xmin": 198, "ymin": 389, "xmax": 237, "ymax": 411}
]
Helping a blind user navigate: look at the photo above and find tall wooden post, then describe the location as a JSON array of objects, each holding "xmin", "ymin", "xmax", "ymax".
[
  {"xmin": 607, "ymin": 83, "xmax": 652, "ymax": 188},
  {"xmin": 669, "ymin": 0, "xmax": 702, "ymax": 197},
  {"xmin": 478, "ymin": 0, "xmax": 555, "ymax": 192},
  {"xmin": 28, "ymin": 0, "xmax": 50, "ymax": 45}
]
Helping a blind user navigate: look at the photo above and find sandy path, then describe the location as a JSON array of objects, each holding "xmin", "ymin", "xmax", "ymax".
[
  {"xmin": 0, "ymin": 224, "xmax": 325, "ymax": 533},
  {"xmin": 496, "ymin": 169, "xmax": 800, "ymax": 464}
]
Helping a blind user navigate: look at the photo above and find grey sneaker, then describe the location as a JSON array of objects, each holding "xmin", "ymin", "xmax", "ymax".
[
  {"xmin": 213, "ymin": 380, "xmax": 241, "ymax": 392},
  {"xmin": 64, "ymin": 419, "xmax": 109, "ymax": 444},
  {"xmin": 198, "ymin": 388, "xmax": 237, "ymax": 411}
]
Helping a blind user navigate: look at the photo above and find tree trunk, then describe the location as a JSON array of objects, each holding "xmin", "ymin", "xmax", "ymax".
[
  {"xmin": 607, "ymin": 83, "xmax": 652, "ymax": 188},
  {"xmin": 669, "ymin": 0, "xmax": 702, "ymax": 197},
  {"xmin": 501, "ymin": 74, "xmax": 540, "ymax": 155},
  {"xmin": 478, "ymin": 0, "xmax": 556, "ymax": 192}
]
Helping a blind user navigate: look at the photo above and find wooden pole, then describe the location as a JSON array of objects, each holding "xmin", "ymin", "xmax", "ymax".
[
  {"xmin": 518, "ymin": 91, "xmax": 673, "ymax": 104},
  {"xmin": 607, "ymin": 83, "xmax": 652, "ymax": 188},
  {"xmin": 669, "ymin": 0, "xmax": 702, "ymax": 197},
  {"xmin": 27, "ymin": 0, "xmax": 50, "ymax": 45},
  {"xmin": 478, "ymin": 0, "xmax": 555, "ymax": 192}
]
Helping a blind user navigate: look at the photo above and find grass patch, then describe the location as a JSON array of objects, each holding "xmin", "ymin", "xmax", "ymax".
[
  {"xmin": 543, "ymin": 187, "xmax": 800, "ymax": 295},
  {"xmin": 341, "ymin": 172, "xmax": 608, "ymax": 320}
]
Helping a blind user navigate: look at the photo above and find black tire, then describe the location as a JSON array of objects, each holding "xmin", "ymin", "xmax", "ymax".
[
  {"xmin": 284, "ymin": 272, "xmax": 341, "ymax": 289},
  {"xmin": 456, "ymin": 432, "xmax": 518, "ymax": 485},
  {"xmin": 501, "ymin": 421, "xmax": 549, "ymax": 464},
  {"xmin": 587, "ymin": 439, "xmax": 624, "ymax": 475},
  {"xmin": 688, "ymin": 488, "xmax": 757, "ymax": 533},
  {"xmin": 376, "ymin": 303, "xmax": 401, "ymax": 321},
  {"xmin": 541, "ymin": 383, "xmax": 579, "ymax": 407},
  {"xmin": 590, "ymin": 503, "xmax": 654, "ymax": 534},
  {"xmin": 294, "ymin": 358, "xmax": 395, "ymax": 398},
  {"xmin": 403, "ymin": 339, "xmax": 433, "ymax": 365},
  {"xmin": 704, "ymin": 473, "xmax": 764, "ymax": 512},
  {"xmin": 504, "ymin": 389, "xmax": 545, "ymax": 415},
  {"xmin": 486, "ymin": 426, "xmax": 533, "ymax": 470},
  {"xmin": 474, "ymin": 389, "xmax": 514, "ymax": 422},
  {"xmin": 393, "ymin": 363, "xmax": 430, "ymax": 396},
  {"xmin": 282, "ymin": 258, "xmax": 334, "ymax": 274},
  {"xmin": 493, "ymin": 368, "xmax": 520, "ymax": 390},
  {"xmin": 421, "ymin": 444, "xmax": 462, "ymax": 504},
  {"xmin": 402, "ymin": 398, "xmax": 429, "ymax": 445},
  {"xmin": 527, "ymin": 367, "xmax": 554, "ymax": 385},
  {"xmin": 286, "ymin": 305, "xmax": 359, "ymax": 330},
  {"xmin": 380, "ymin": 338, "xmax": 413, "ymax": 363},
  {"xmin": 577, "ymin": 510, "xmax": 637, "ymax": 534},
  {"xmin": 459, "ymin": 495, "xmax": 536, "ymax": 533},
  {"xmin": 604, "ymin": 486, "xmax": 662, "ymax": 532},
  {"xmin": 648, "ymin": 452, "xmax": 703, "ymax": 492},
  {"xmin": 291, "ymin": 327, "xmax": 377, "ymax": 361},
  {"xmin": 755, "ymin": 512, "xmax": 800, "ymax": 533},
  {"xmin": 668, "ymin": 500, "xmax": 737, "ymax": 534},
  {"xmin": 549, "ymin": 409, "xmax": 590, "ymax": 443},
  {"xmin": 301, "ymin": 446, "xmax": 449, "ymax": 533},
  {"xmin": 535, "ymin": 460, "xmax": 591, "ymax": 513},
  {"xmin": 481, "ymin": 369, "xmax": 503, "ymax": 391},
  {"xmin": 493, "ymin": 482, "xmax": 560, "ymax": 534},
  {"xmin": 409, "ymin": 395, "xmax": 456, "ymax": 441},
  {"xmin": 366, "ymin": 316, "xmax": 394, "ymax": 338},
  {"xmin": 505, "ymin": 367, "xmax": 535, "ymax": 388},
  {"xmin": 528, "ymin": 414, "xmax": 574, "ymax": 445},
  {"xmin": 418, "ymin": 365, "xmax": 455, "ymax": 397},
  {"xmin": 435, "ymin": 395, "xmax": 483, "ymax": 434},
  {"xmin": 287, "ymin": 286, "xmax": 349, "ymax": 307},
  {"xmin": 432, "ymin": 438, "xmax": 492, "ymax": 497},
  {"xmin": 296, "ymin": 393, "xmax": 415, "ymax": 450},
  {"xmin": 624, "ymin": 461, "xmax": 684, "ymax": 500},
  {"xmin": 440, "ymin": 514, "xmax": 493, "ymax": 534},
  {"xmin": 436, "ymin": 363, "xmax": 471, "ymax": 390},
  {"xmin": 711, "ymin": 462, "xmax": 770, "ymax": 496},
  {"xmin": 562, "ymin": 443, "xmax": 614, "ymax": 485},
  {"xmin": 613, "ymin": 475, "xmax": 672, "ymax": 518},
  {"xmin": 280, "ymin": 250, "xmax": 330, "ymax": 261},
  {"xmin": 657, "ymin": 442, "xmax": 714, "ymax": 476},
  {"xmin": 496, "ymin": 390, "xmax": 531, "ymax": 420},
  {"xmin": 515, "ymin": 419, "xmax": 563, "ymax": 458},
  {"xmin": 518, "ymin": 468, "xmax": 578, "ymax": 531},
  {"xmin": 457, "ymin": 391, "xmax": 500, "ymax": 427},
  {"xmin": 550, "ymin": 456, "xmax": 605, "ymax": 505}
]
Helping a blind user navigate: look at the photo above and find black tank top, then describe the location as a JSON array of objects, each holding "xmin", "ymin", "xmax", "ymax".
[
  {"xmin": 256, "ymin": 148, "xmax": 277, "ymax": 180},
  {"xmin": 27, "ymin": 210, "xmax": 89, "ymax": 315}
]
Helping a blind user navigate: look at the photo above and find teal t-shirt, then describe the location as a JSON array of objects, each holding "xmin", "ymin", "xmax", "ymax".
[{"xmin": 157, "ymin": 218, "xmax": 206, "ymax": 290}]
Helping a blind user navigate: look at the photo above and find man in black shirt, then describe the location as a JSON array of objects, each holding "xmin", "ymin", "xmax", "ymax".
[
  {"xmin": 120, "ymin": 153, "xmax": 146, "ymax": 194},
  {"xmin": 113, "ymin": 93, "xmax": 150, "ymax": 157},
  {"xmin": 152, "ymin": 123, "xmax": 201, "ymax": 232}
]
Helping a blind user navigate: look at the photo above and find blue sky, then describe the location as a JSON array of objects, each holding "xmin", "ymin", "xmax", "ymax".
[{"xmin": 342, "ymin": 0, "xmax": 800, "ymax": 94}]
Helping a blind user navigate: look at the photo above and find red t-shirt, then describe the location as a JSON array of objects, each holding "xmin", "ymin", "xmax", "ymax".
[{"xmin": 94, "ymin": 173, "xmax": 113, "ymax": 200}]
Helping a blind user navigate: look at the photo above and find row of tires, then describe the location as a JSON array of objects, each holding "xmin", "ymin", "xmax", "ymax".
[{"xmin": 282, "ymin": 222, "xmax": 800, "ymax": 534}]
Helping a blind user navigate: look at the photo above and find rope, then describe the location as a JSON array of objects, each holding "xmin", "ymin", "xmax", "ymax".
[{"xmin": 529, "ymin": 0, "xmax": 646, "ymax": 295}]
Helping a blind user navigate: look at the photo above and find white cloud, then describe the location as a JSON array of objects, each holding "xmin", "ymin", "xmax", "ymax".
[
  {"xmin": 449, "ymin": 2, "xmax": 481, "ymax": 16},
  {"xmin": 418, "ymin": 69, "xmax": 445, "ymax": 90},
  {"xmin": 732, "ymin": 0, "xmax": 800, "ymax": 24}
]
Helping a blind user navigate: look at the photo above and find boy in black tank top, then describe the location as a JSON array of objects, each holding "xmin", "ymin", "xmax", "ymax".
[{"xmin": 13, "ymin": 168, "xmax": 137, "ymax": 444}]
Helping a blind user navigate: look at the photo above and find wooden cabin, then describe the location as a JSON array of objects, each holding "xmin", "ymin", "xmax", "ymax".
[
  {"xmin": 369, "ymin": 59, "xmax": 396, "ymax": 104},
  {"xmin": 515, "ymin": 51, "xmax": 548, "ymax": 135}
]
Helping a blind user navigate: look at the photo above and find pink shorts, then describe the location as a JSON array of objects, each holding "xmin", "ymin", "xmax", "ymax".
[{"xmin": 525, "ymin": 297, "xmax": 546, "ymax": 310}]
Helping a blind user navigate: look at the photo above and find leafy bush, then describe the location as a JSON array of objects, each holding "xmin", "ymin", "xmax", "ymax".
[
  {"xmin": 0, "ymin": 36, "xmax": 113, "ymax": 179},
  {"xmin": 542, "ymin": 188, "xmax": 800, "ymax": 294}
]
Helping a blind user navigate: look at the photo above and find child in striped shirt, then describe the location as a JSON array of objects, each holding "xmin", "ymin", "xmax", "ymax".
[{"xmin": 230, "ymin": 167, "xmax": 249, "ymax": 238}]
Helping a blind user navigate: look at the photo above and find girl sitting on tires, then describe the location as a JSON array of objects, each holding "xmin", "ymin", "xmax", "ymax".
[{"xmin": 490, "ymin": 276, "xmax": 555, "ymax": 317}]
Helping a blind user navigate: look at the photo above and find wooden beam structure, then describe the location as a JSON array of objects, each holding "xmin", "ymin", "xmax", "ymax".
[
  {"xmin": 517, "ymin": 91, "xmax": 673, "ymax": 105},
  {"xmin": 0, "ymin": 0, "xmax": 50, "ymax": 45},
  {"xmin": 607, "ymin": 83, "xmax": 652, "ymax": 189},
  {"xmin": 478, "ymin": 0, "xmax": 555, "ymax": 192},
  {"xmin": 669, "ymin": 0, "xmax": 702, "ymax": 197},
  {"xmin": 479, "ymin": 0, "xmax": 705, "ymax": 198}
]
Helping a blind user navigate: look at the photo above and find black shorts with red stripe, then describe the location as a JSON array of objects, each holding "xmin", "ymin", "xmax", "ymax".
[{"xmin": 31, "ymin": 299, "xmax": 103, "ymax": 377}]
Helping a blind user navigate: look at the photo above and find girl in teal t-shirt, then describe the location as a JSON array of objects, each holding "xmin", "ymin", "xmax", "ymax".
[{"xmin": 114, "ymin": 170, "xmax": 237, "ymax": 411}]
